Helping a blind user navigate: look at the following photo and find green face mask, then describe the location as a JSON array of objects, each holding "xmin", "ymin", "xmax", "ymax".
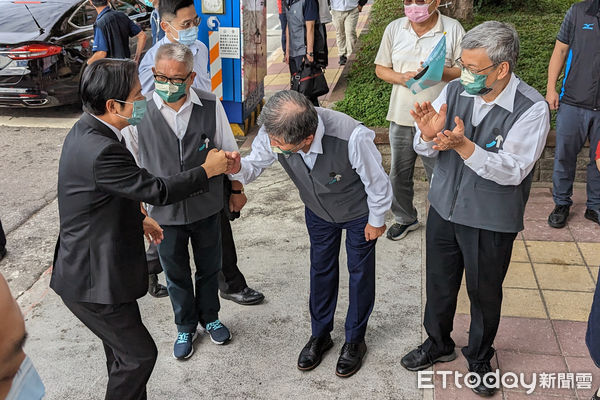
[
  {"xmin": 115, "ymin": 98, "xmax": 147, "ymax": 126},
  {"xmin": 459, "ymin": 68, "xmax": 493, "ymax": 96},
  {"xmin": 155, "ymin": 80, "xmax": 187, "ymax": 103},
  {"xmin": 271, "ymin": 141, "xmax": 305, "ymax": 156}
]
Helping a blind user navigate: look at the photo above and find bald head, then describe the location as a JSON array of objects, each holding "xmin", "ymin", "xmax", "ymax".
[
  {"xmin": 0, "ymin": 274, "xmax": 26, "ymax": 399},
  {"xmin": 257, "ymin": 90, "xmax": 318, "ymax": 145}
]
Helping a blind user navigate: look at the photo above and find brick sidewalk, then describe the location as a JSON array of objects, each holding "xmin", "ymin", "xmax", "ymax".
[{"xmin": 435, "ymin": 186, "xmax": 600, "ymax": 399}]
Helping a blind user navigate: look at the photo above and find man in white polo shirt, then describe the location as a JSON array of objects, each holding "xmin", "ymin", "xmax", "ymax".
[{"xmin": 374, "ymin": 0, "xmax": 464, "ymax": 241}]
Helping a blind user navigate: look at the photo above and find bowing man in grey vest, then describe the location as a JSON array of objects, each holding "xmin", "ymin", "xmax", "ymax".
[
  {"xmin": 228, "ymin": 90, "xmax": 392, "ymax": 378},
  {"xmin": 122, "ymin": 43, "xmax": 241, "ymax": 360},
  {"xmin": 400, "ymin": 22, "xmax": 550, "ymax": 396}
]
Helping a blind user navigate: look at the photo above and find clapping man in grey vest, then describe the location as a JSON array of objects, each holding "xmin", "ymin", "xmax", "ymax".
[
  {"xmin": 122, "ymin": 43, "xmax": 241, "ymax": 359},
  {"xmin": 400, "ymin": 22, "xmax": 550, "ymax": 397},
  {"xmin": 227, "ymin": 90, "xmax": 392, "ymax": 377}
]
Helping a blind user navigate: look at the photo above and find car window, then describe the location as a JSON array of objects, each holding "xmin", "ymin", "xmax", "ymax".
[
  {"xmin": 110, "ymin": 0, "xmax": 146, "ymax": 16},
  {"xmin": 68, "ymin": 1, "xmax": 97, "ymax": 28}
]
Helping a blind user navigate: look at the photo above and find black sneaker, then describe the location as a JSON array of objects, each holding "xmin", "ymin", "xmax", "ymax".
[
  {"xmin": 0, "ymin": 247, "xmax": 5, "ymax": 261},
  {"xmin": 400, "ymin": 345, "xmax": 456, "ymax": 371},
  {"xmin": 468, "ymin": 362, "xmax": 497, "ymax": 397},
  {"xmin": 386, "ymin": 221, "xmax": 420, "ymax": 241},
  {"xmin": 585, "ymin": 209, "xmax": 600, "ymax": 226},
  {"xmin": 339, "ymin": 55, "xmax": 347, "ymax": 65},
  {"xmin": 548, "ymin": 204, "xmax": 570, "ymax": 228}
]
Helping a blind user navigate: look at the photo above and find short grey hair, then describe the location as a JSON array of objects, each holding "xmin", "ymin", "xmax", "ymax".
[
  {"xmin": 154, "ymin": 42, "xmax": 193, "ymax": 72},
  {"xmin": 257, "ymin": 90, "xmax": 318, "ymax": 145},
  {"xmin": 461, "ymin": 21, "xmax": 520, "ymax": 72}
]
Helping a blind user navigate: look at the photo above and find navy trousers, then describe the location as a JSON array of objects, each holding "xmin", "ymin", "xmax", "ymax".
[
  {"xmin": 552, "ymin": 102, "xmax": 600, "ymax": 211},
  {"xmin": 157, "ymin": 213, "xmax": 221, "ymax": 333},
  {"xmin": 305, "ymin": 207, "xmax": 376, "ymax": 343}
]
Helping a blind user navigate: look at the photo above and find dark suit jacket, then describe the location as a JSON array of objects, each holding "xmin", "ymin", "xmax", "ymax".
[{"xmin": 51, "ymin": 113, "xmax": 210, "ymax": 304}]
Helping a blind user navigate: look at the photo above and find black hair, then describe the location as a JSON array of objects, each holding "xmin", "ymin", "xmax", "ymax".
[
  {"xmin": 158, "ymin": 0, "xmax": 195, "ymax": 20},
  {"xmin": 80, "ymin": 59, "xmax": 138, "ymax": 115},
  {"xmin": 91, "ymin": 0, "xmax": 108, "ymax": 6}
]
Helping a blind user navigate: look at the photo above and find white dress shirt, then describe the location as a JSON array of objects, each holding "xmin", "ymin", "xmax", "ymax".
[
  {"xmin": 138, "ymin": 36, "xmax": 211, "ymax": 97},
  {"xmin": 121, "ymin": 90, "xmax": 238, "ymax": 166},
  {"xmin": 230, "ymin": 117, "xmax": 393, "ymax": 227},
  {"xmin": 413, "ymin": 74, "xmax": 550, "ymax": 186}
]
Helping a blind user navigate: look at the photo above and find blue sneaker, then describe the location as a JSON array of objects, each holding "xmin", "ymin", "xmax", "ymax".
[
  {"xmin": 173, "ymin": 331, "xmax": 198, "ymax": 360},
  {"xmin": 203, "ymin": 320, "xmax": 231, "ymax": 345}
]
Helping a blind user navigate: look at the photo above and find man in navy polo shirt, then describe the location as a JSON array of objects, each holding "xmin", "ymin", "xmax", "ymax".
[
  {"xmin": 547, "ymin": 0, "xmax": 600, "ymax": 228},
  {"xmin": 87, "ymin": 0, "xmax": 147, "ymax": 65}
]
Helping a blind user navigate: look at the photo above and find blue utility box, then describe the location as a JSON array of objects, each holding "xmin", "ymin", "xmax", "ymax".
[{"xmin": 194, "ymin": 0, "xmax": 266, "ymax": 128}]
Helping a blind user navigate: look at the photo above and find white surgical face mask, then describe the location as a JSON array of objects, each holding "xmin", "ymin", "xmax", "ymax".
[{"xmin": 6, "ymin": 356, "xmax": 45, "ymax": 400}]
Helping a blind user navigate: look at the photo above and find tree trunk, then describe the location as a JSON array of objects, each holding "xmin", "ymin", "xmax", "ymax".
[{"xmin": 441, "ymin": 0, "xmax": 473, "ymax": 22}]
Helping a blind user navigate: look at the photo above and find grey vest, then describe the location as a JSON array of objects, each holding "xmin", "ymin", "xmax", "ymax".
[
  {"xmin": 286, "ymin": 0, "xmax": 308, "ymax": 57},
  {"xmin": 428, "ymin": 80, "xmax": 545, "ymax": 233},
  {"xmin": 277, "ymin": 108, "xmax": 369, "ymax": 223},
  {"xmin": 137, "ymin": 88, "xmax": 223, "ymax": 225}
]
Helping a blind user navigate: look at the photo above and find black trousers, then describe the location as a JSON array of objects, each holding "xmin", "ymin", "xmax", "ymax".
[
  {"xmin": 289, "ymin": 55, "xmax": 320, "ymax": 106},
  {"xmin": 62, "ymin": 298, "xmax": 157, "ymax": 400},
  {"xmin": 146, "ymin": 210, "xmax": 248, "ymax": 293},
  {"xmin": 218, "ymin": 210, "xmax": 248, "ymax": 293},
  {"xmin": 0, "ymin": 218, "xmax": 5, "ymax": 250},
  {"xmin": 422, "ymin": 207, "xmax": 517, "ymax": 365},
  {"xmin": 158, "ymin": 214, "xmax": 221, "ymax": 333}
]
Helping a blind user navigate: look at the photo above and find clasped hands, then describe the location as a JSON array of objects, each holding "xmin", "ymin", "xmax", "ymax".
[{"xmin": 410, "ymin": 102, "xmax": 474, "ymax": 158}]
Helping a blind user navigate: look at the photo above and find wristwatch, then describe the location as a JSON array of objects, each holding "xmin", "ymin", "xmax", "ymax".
[
  {"xmin": 231, "ymin": 189, "xmax": 244, "ymax": 194},
  {"xmin": 308, "ymin": 52, "xmax": 314, "ymax": 56}
]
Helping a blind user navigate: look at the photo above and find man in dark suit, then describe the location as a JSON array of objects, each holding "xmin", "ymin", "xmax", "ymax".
[{"xmin": 50, "ymin": 58, "xmax": 231, "ymax": 400}]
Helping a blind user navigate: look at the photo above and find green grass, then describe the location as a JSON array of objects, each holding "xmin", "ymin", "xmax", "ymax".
[{"xmin": 334, "ymin": 0, "xmax": 579, "ymax": 127}]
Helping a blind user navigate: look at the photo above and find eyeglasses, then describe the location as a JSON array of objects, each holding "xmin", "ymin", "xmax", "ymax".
[
  {"xmin": 455, "ymin": 57, "xmax": 499, "ymax": 75},
  {"xmin": 168, "ymin": 16, "xmax": 201, "ymax": 30},
  {"xmin": 153, "ymin": 71, "xmax": 192, "ymax": 85},
  {"xmin": 403, "ymin": 0, "xmax": 433, "ymax": 5}
]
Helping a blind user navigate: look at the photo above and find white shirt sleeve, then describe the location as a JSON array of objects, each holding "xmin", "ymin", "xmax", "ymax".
[
  {"xmin": 413, "ymin": 83, "xmax": 449, "ymax": 158},
  {"xmin": 138, "ymin": 47, "xmax": 157, "ymax": 97},
  {"xmin": 121, "ymin": 126, "xmax": 140, "ymax": 166},
  {"xmin": 463, "ymin": 101, "xmax": 550, "ymax": 186},
  {"xmin": 348, "ymin": 125, "xmax": 393, "ymax": 227},
  {"xmin": 229, "ymin": 128, "xmax": 278, "ymax": 185},
  {"xmin": 213, "ymin": 98, "xmax": 238, "ymax": 153}
]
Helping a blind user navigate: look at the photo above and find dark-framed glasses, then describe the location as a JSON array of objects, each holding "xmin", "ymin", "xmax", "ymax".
[{"xmin": 153, "ymin": 71, "xmax": 192, "ymax": 85}]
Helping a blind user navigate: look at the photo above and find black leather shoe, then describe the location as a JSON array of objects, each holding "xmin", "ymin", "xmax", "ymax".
[
  {"xmin": 548, "ymin": 204, "xmax": 570, "ymax": 228},
  {"xmin": 335, "ymin": 341, "xmax": 367, "ymax": 378},
  {"xmin": 585, "ymin": 209, "xmax": 600, "ymax": 226},
  {"xmin": 148, "ymin": 274, "xmax": 168, "ymax": 298},
  {"xmin": 220, "ymin": 287, "xmax": 265, "ymax": 305},
  {"xmin": 468, "ymin": 362, "xmax": 497, "ymax": 397},
  {"xmin": 400, "ymin": 345, "xmax": 457, "ymax": 371},
  {"xmin": 297, "ymin": 334, "xmax": 334, "ymax": 371},
  {"xmin": 0, "ymin": 247, "xmax": 5, "ymax": 262}
]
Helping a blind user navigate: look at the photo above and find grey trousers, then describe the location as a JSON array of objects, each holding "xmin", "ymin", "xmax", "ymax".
[{"xmin": 389, "ymin": 122, "xmax": 435, "ymax": 225}]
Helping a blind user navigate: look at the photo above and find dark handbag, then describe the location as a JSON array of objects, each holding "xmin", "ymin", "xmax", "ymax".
[
  {"xmin": 223, "ymin": 179, "xmax": 240, "ymax": 221},
  {"xmin": 291, "ymin": 61, "xmax": 329, "ymax": 98}
]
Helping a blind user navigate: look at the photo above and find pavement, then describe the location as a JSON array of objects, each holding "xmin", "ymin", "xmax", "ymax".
[{"xmin": 2, "ymin": 3, "xmax": 600, "ymax": 399}]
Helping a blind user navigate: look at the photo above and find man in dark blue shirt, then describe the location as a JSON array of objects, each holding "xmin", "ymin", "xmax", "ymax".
[
  {"xmin": 285, "ymin": 0, "xmax": 319, "ymax": 104},
  {"xmin": 88, "ymin": 0, "xmax": 147, "ymax": 65},
  {"xmin": 546, "ymin": 0, "xmax": 600, "ymax": 229}
]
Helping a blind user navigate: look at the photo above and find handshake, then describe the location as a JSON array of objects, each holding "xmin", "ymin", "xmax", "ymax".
[{"xmin": 202, "ymin": 149, "xmax": 242, "ymax": 178}]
